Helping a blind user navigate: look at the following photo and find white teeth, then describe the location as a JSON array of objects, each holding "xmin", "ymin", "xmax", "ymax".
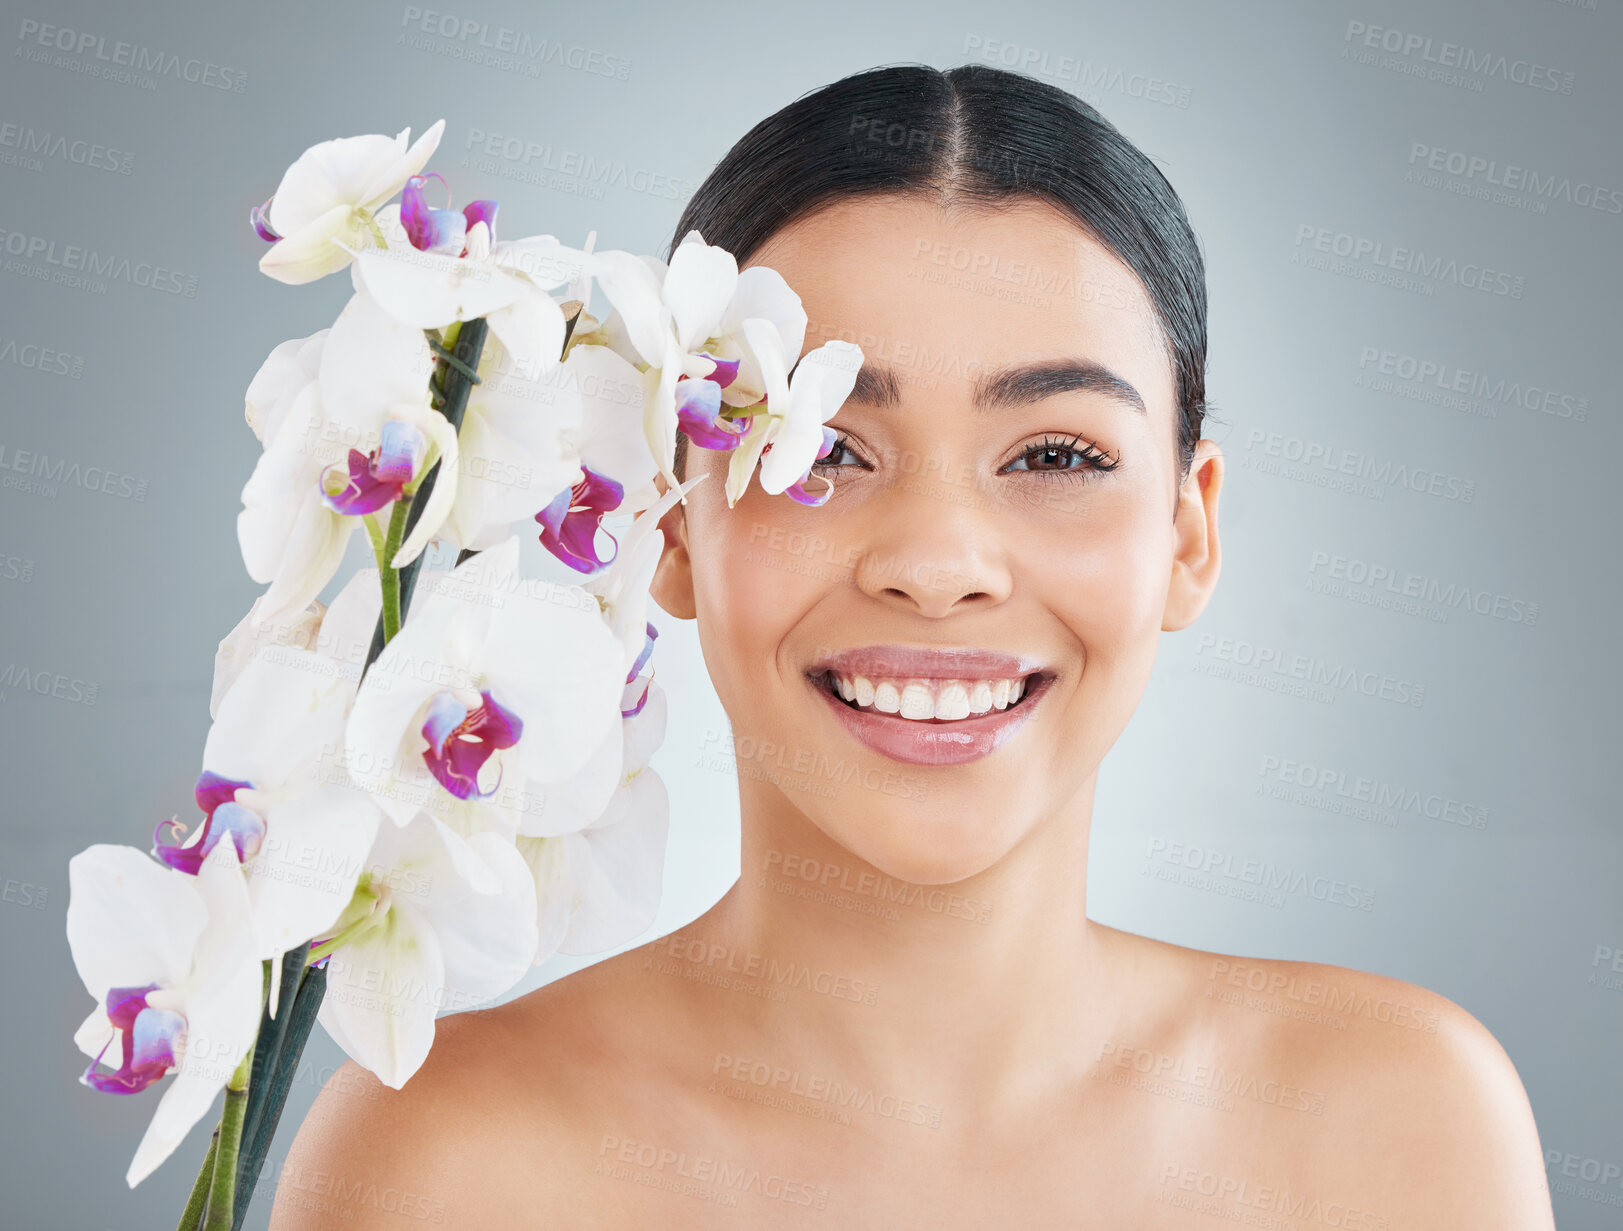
[
  {"xmin": 899, "ymin": 682, "xmax": 935, "ymax": 720},
  {"xmin": 935, "ymin": 681, "xmax": 971, "ymax": 721},
  {"xmin": 825, "ymin": 671, "xmax": 1035, "ymax": 721}
]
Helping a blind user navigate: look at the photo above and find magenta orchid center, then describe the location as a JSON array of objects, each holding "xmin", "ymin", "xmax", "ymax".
[
  {"xmin": 674, "ymin": 376, "xmax": 749, "ymax": 451},
  {"xmin": 319, "ymin": 418, "xmax": 428, "ymax": 516},
  {"xmin": 401, "ymin": 173, "xmax": 499, "ymax": 256},
  {"xmin": 622, "ymin": 621, "xmax": 659, "ymax": 718},
  {"xmin": 535, "ymin": 467, "xmax": 624, "ymax": 574},
  {"xmin": 152, "ymin": 770, "xmax": 264, "ymax": 876},
  {"xmin": 783, "ymin": 425, "xmax": 840, "ymax": 507},
  {"xmin": 82, "ymin": 984, "xmax": 185, "ymax": 1095},
  {"xmin": 420, "ymin": 688, "xmax": 524, "ymax": 800}
]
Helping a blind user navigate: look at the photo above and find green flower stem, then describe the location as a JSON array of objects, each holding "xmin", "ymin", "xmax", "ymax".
[
  {"xmin": 230, "ymin": 962, "xmax": 330, "ymax": 1231},
  {"xmin": 360, "ymin": 316, "xmax": 489, "ymax": 676},
  {"xmin": 201, "ymin": 1036, "xmax": 256, "ymax": 1231},
  {"xmin": 361, "ymin": 510, "xmax": 387, "ymax": 561},
  {"xmin": 235, "ymin": 946, "xmax": 311, "ymax": 1201},
  {"xmin": 177, "ymin": 1129, "xmax": 218, "ymax": 1231},
  {"xmin": 373, "ymin": 501, "xmax": 410, "ymax": 645}
]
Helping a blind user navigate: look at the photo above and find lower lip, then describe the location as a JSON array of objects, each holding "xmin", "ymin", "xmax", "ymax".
[{"xmin": 810, "ymin": 673, "xmax": 1050, "ymax": 767}]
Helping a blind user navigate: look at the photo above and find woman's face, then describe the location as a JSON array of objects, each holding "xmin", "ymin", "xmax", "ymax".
[{"xmin": 653, "ymin": 195, "xmax": 1223, "ymax": 884}]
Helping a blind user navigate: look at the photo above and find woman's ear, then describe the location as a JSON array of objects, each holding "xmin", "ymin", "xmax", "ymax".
[
  {"xmin": 648, "ymin": 475, "xmax": 698, "ymax": 621},
  {"xmin": 1163, "ymin": 438, "xmax": 1224, "ymax": 631}
]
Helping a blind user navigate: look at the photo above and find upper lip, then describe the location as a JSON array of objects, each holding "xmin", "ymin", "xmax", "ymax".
[{"xmin": 807, "ymin": 644, "xmax": 1048, "ymax": 681}]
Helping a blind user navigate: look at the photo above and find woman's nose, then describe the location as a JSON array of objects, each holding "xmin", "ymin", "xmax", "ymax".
[{"xmin": 848, "ymin": 474, "xmax": 1015, "ymax": 618}]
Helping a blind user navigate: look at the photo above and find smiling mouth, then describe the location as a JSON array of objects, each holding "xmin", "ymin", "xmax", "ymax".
[{"xmin": 808, "ymin": 668, "xmax": 1054, "ymax": 723}]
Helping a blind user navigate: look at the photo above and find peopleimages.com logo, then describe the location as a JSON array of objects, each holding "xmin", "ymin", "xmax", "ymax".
[{"xmin": 14, "ymin": 19, "xmax": 249, "ymax": 92}]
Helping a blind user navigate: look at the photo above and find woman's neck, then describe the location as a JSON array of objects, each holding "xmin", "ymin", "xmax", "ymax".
[{"xmin": 684, "ymin": 768, "xmax": 1134, "ymax": 1119}]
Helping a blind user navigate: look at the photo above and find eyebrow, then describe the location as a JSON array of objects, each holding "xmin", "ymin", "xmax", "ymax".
[{"xmin": 847, "ymin": 357, "xmax": 1147, "ymax": 415}]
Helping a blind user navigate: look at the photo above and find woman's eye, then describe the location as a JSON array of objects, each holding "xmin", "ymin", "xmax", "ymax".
[
  {"xmin": 810, "ymin": 435, "xmax": 864, "ymax": 468},
  {"xmin": 1003, "ymin": 435, "xmax": 1119, "ymax": 477}
]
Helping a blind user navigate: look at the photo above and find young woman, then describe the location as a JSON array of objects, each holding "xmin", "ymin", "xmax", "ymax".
[{"xmin": 273, "ymin": 64, "xmax": 1554, "ymax": 1228}]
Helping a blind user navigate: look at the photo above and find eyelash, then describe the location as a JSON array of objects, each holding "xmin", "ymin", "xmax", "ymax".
[{"xmin": 810, "ymin": 432, "xmax": 1120, "ymax": 480}]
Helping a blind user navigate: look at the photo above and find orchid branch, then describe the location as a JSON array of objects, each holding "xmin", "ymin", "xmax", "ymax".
[{"xmin": 200, "ymin": 1029, "xmax": 255, "ymax": 1230}]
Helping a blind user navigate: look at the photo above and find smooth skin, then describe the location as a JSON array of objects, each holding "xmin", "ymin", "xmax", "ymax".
[{"xmin": 271, "ymin": 196, "xmax": 1554, "ymax": 1229}]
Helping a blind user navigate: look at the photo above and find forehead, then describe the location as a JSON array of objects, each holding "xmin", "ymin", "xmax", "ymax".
[{"xmin": 744, "ymin": 195, "xmax": 1174, "ymax": 414}]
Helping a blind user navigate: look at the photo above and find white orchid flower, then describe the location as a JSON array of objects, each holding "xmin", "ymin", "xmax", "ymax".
[
  {"xmin": 343, "ymin": 536, "xmax": 626, "ymax": 839},
  {"xmin": 348, "ymin": 201, "xmax": 591, "ymax": 373},
  {"xmin": 315, "ymin": 813, "xmax": 538, "ymax": 1088},
  {"xmin": 156, "ymin": 645, "xmax": 383, "ymax": 1012},
  {"xmin": 253, "ymin": 120, "xmax": 446, "ymax": 286},
  {"xmin": 725, "ymin": 324, "xmax": 864, "ymax": 508},
  {"xmin": 67, "ymin": 843, "xmax": 263, "ymax": 1186},
  {"xmin": 586, "ymin": 230, "xmax": 812, "ymax": 502},
  {"xmin": 237, "ymin": 290, "xmax": 454, "ymax": 625}
]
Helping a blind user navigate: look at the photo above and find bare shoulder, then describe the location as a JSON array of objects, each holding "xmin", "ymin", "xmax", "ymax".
[
  {"xmin": 1273, "ymin": 956, "xmax": 1554, "ymax": 1229},
  {"xmin": 268, "ymin": 942, "xmax": 691, "ymax": 1229},
  {"xmin": 1109, "ymin": 927, "xmax": 1555, "ymax": 1229}
]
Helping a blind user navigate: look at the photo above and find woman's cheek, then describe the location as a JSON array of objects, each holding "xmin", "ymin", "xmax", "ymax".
[{"xmin": 1019, "ymin": 493, "xmax": 1169, "ymax": 646}]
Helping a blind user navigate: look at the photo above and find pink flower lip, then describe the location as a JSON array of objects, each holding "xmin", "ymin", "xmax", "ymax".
[{"xmin": 806, "ymin": 643, "xmax": 1049, "ymax": 682}]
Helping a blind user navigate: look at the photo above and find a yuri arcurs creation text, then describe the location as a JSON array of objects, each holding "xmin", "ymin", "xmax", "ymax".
[{"xmin": 62, "ymin": 119, "xmax": 862, "ymax": 1230}]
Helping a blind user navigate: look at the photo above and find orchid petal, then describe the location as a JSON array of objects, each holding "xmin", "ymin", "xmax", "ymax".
[
  {"xmin": 674, "ymin": 378, "xmax": 748, "ymax": 450},
  {"xmin": 351, "ymin": 247, "xmax": 529, "ymax": 330},
  {"xmin": 400, "ymin": 174, "xmax": 467, "ymax": 254},
  {"xmin": 623, "ymin": 678, "xmax": 668, "ymax": 774},
  {"xmin": 462, "ymin": 199, "xmax": 498, "ymax": 237},
  {"xmin": 477, "ymin": 583, "xmax": 625, "ymax": 787},
  {"xmin": 510, "ymin": 718, "xmax": 624, "ymax": 838},
  {"xmin": 569, "ymin": 345, "xmax": 657, "ymax": 496},
  {"xmin": 319, "ymin": 292, "xmax": 437, "ymax": 429},
  {"xmin": 211, "ymin": 593, "xmax": 324, "ymax": 722},
  {"xmin": 720, "ymin": 266, "xmax": 808, "ymax": 406},
  {"xmin": 357, "ymin": 121, "xmax": 446, "ymax": 212},
  {"xmin": 391, "ymin": 408, "xmax": 460, "ymax": 568},
  {"xmin": 483, "ymin": 287, "xmax": 567, "ymax": 373},
  {"xmin": 590, "ymin": 249, "xmax": 670, "ymax": 368},
  {"xmin": 253, "ymin": 493, "xmax": 358, "ymax": 636},
  {"xmin": 663, "ymin": 234, "xmax": 737, "ymax": 354},
  {"xmin": 758, "ymin": 340, "xmax": 863, "ymax": 495},
  {"xmin": 237, "ymin": 385, "xmax": 328, "ymax": 587},
  {"xmin": 249, "ymin": 786, "xmax": 380, "ymax": 960},
  {"xmin": 257, "ymin": 203, "xmax": 375, "ymax": 286},
  {"xmin": 250, "ymin": 198, "xmax": 280, "ymax": 242},
  {"xmin": 66, "ymin": 847, "xmax": 206, "ymax": 999},
  {"xmin": 724, "ymin": 412, "xmax": 775, "ymax": 509},
  {"xmin": 430, "ymin": 830, "xmax": 538, "ymax": 1003},
  {"xmin": 557, "ymin": 769, "xmax": 668, "ymax": 954},
  {"xmin": 515, "ymin": 835, "xmax": 575, "ymax": 963},
  {"xmin": 244, "ymin": 330, "xmax": 325, "ymax": 447},
  {"xmin": 643, "ymin": 342, "xmax": 683, "ymax": 494},
  {"xmin": 321, "ymin": 900, "xmax": 444, "ymax": 1089},
  {"xmin": 495, "ymin": 234, "xmax": 591, "ymax": 291},
  {"xmin": 125, "ymin": 845, "xmax": 262, "ymax": 1187}
]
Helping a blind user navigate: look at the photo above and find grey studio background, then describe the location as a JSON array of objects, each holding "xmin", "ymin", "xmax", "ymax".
[{"xmin": 1, "ymin": 0, "xmax": 1617, "ymax": 1225}]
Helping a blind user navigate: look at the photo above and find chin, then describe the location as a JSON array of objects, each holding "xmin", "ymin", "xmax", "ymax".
[{"xmin": 808, "ymin": 805, "xmax": 1024, "ymax": 887}]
